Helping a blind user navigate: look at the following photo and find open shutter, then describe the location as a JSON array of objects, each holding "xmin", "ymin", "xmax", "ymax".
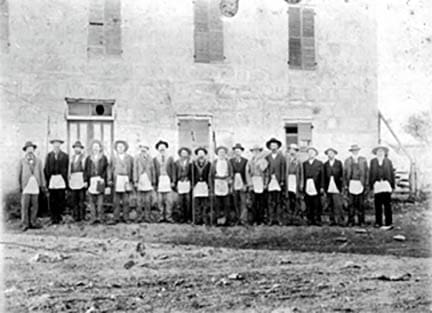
[
  {"xmin": 288, "ymin": 7, "xmax": 302, "ymax": 68},
  {"xmin": 104, "ymin": 0, "xmax": 122, "ymax": 55},
  {"xmin": 88, "ymin": 0, "xmax": 105, "ymax": 56},
  {"xmin": 194, "ymin": 0, "xmax": 210, "ymax": 63},
  {"xmin": 298, "ymin": 123, "xmax": 312, "ymax": 147},
  {"xmin": 302, "ymin": 8, "xmax": 315, "ymax": 69},
  {"xmin": 208, "ymin": 0, "xmax": 224, "ymax": 62}
]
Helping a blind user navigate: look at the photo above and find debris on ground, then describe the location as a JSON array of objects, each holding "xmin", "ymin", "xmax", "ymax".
[
  {"xmin": 393, "ymin": 235, "xmax": 406, "ymax": 241},
  {"xmin": 136, "ymin": 242, "xmax": 146, "ymax": 257},
  {"xmin": 335, "ymin": 237, "xmax": 348, "ymax": 243},
  {"xmin": 123, "ymin": 260, "xmax": 136, "ymax": 270},
  {"xmin": 374, "ymin": 273, "xmax": 412, "ymax": 282},
  {"xmin": 342, "ymin": 261, "xmax": 362, "ymax": 269},
  {"xmin": 354, "ymin": 228, "xmax": 367, "ymax": 234},
  {"xmin": 228, "ymin": 273, "xmax": 244, "ymax": 280},
  {"xmin": 279, "ymin": 259, "xmax": 293, "ymax": 265},
  {"xmin": 30, "ymin": 253, "xmax": 71, "ymax": 263}
]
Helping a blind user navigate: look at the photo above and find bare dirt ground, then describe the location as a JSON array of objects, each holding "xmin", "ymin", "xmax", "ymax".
[{"xmin": 3, "ymin": 200, "xmax": 432, "ymax": 312}]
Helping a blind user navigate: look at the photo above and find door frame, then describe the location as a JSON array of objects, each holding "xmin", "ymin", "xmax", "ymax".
[{"xmin": 176, "ymin": 114, "xmax": 213, "ymax": 154}]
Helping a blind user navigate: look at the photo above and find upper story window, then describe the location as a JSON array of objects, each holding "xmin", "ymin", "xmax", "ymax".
[
  {"xmin": 88, "ymin": 0, "xmax": 122, "ymax": 57},
  {"xmin": 0, "ymin": 0, "xmax": 9, "ymax": 54},
  {"xmin": 288, "ymin": 6, "xmax": 316, "ymax": 70},
  {"xmin": 193, "ymin": 0, "xmax": 224, "ymax": 63}
]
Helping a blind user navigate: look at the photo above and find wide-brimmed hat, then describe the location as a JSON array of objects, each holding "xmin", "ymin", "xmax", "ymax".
[
  {"xmin": 89, "ymin": 139, "xmax": 103, "ymax": 150},
  {"xmin": 372, "ymin": 145, "xmax": 389, "ymax": 155},
  {"xmin": 324, "ymin": 147, "xmax": 338, "ymax": 155},
  {"xmin": 232, "ymin": 143, "xmax": 244, "ymax": 151},
  {"xmin": 155, "ymin": 140, "xmax": 169, "ymax": 150},
  {"xmin": 72, "ymin": 141, "xmax": 84, "ymax": 149},
  {"xmin": 348, "ymin": 144, "xmax": 361, "ymax": 152},
  {"xmin": 288, "ymin": 143, "xmax": 300, "ymax": 151},
  {"xmin": 178, "ymin": 147, "xmax": 192, "ymax": 156},
  {"xmin": 195, "ymin": 146, "xmax": 208, "ymax": 155},
  {"xmin": 250, "ymin": 144, "xmax": 263, "ymax": 152},
  {"xmin": 49, "ymin": 138, "xmax": 64, "ymax": 144},
  {"xmin": 138, "ymin": 142, "xmax": 150, "ymax": 150},
  {"xmin": 306, "ymin": 146, "xmax": 319, "ymax": 155},
  {"xmin": 215, "ymin": 146, "xmax": 228, "ymax": 154},
  {"xmin": 266, "ymin": 137, "xmax": 282, "ymax": 149},
  {"xmin": 22, "ymin": 141, "xmax": 37, "ymax": 151},
  {"xmin": 114, "ymin": 140, "xmax": 129, "ymax": 151}
]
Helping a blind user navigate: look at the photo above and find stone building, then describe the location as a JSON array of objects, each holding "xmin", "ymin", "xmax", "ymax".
[{"xmin": 0, "ymin": 0, "xmax": 378, "ymax": 195}]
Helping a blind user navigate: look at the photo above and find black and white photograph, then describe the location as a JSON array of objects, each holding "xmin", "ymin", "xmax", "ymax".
[{"xmin": 1, "ymin": 0, "xmax": 431, "ymax": 312}]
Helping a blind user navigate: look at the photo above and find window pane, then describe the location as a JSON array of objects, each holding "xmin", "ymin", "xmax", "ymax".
[{"xmin": 289, "ymin": 38, "xmax": 302, "ymax": 67}]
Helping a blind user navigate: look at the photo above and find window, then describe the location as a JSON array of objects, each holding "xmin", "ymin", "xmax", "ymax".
[
  {"xmin": 194, "ymin": 0, "xmax": 224, "ymax": 63},
  {"xmin": 88, "ymin": 0, "xmax": 122, "ymax": 57},
  {"xmin": 288, "ymin": 6, "xmax": 316, "ymax": 70},
  {"xmin": 0, "ymin": 0, "xmax": 9, "ymax": 53},
  {"xmin": 285, "ymin": 122, "xmax": 312, "ymax": 148},
  {"xmin": 66, "ymin": 98, "xmax": 114, "ymax": 118}
]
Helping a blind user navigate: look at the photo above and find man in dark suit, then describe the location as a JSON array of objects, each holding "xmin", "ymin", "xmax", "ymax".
[
  {"xmin": 323, "ymin": 148, "xmax": 344, "ymax": 226},
  {"xmin": 230, "ymin": 143, "xmax": 249, "ymax": 225},
  {"xmin": 44, "ymin": 138, "xmax": 69, "ymax": 224},
  {"xmin": 303, "ymin": 147, "xmax": 324, "ymax": 226},
  {"xmin": 265, "ymin": 138, "xmax": 286, "ymax": 225}
]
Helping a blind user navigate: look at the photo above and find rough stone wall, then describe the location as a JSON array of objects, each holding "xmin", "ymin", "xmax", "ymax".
[{"xmin": 0, "ymin": 0, "xmax": 378, "ymax": 194}]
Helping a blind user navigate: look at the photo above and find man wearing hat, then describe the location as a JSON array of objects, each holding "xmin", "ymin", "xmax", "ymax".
[
  {"xmin": 175, "ymin": 147, "xmax": 193, "ymax": 223},
  {"xmin": 68, "ymin": 141, "xmax": 87, "ymax": 222},
  {"xmin": 285, "ymin": 143, "xmax": 304, "ymax": 225},
  {"xmin": 192, "ymin": 147, "xmax": 211, "ymax": 225},
  {"xmin": 265, "ymin": 138, "xmax": 286, "ymax": 225},
  {"xmin": 344, "ymin": 144, "xmax": 369, "ymax": 226},
  {"xmin": 246, "ymin": 144, "xmax": 268, "ymax": 225},
  {"xmin": 229, "ymin": 143, "xmax": 249, "ymax": 225},
  {"xmin": 133, "ymin": 143, "xmax": 156, "ymax": 223},
  {"xmin": 18, "ymin": 141, "xmax": 46, "ymax": 231},
  {"xmin": 302, "ymin": 147, "xmax": 324, "ymax": 226},
  {"xmin": 153, "ymin": 140, "xmax": 176, "ymax": 223},
  {"xmin": 369, "ymin": 145, "xmax": 395, "ymax": 228},
  {"xmin": 44, "ymin": 138, "xmax": 69, "ymax": 224},
  {"xmin": 323, "ymin": 148, "xmax": 344, "ymax": 226},
  {"xmin": 210, "ymin": 146, "xmax": 233, "ymax": 226},
  {"xmin": 111, "ymin": 140, "xmax": 134, "ymax": 224}
]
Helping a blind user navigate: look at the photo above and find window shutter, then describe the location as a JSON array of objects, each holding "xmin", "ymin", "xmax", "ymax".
[
  {"xmin": 288, "ymin": 7, "xmax": 301, "ymax": 68},
  {"xmin": 194, "ymin": 0, "xmax": 210, "ymax": 63},
  {"xmin": 104, "ymin": 0, "xmax": 122, "ymax": 55},
  {"xmin": 298, "ymin": 123, "xmax": 312, "ymax": 147},
  {"xmin": 88, "ymin": 0, "xmax": 105, "ymax": 56},
  {"xmin": 208, "ymin": 0, "xmax": 224, "ymax": 62},
  {"xmin": 302, "ymin": 8, "xmax": 315, "ymax": 69}
]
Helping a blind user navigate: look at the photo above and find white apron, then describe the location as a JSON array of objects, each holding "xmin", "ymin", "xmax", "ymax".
[
  {"xmin": 48, "ymin": 174, "xmax": 66, "ymax": 189},
  {"xmin": 268, "ymin": 174, "xmax": 281, "ymax": 192},
  {"xmin": 251, "ymin": 176, "xmax": 264, "ymax": 194},
  {"xmin": 233, "ymin": 173, "xmax": 244, "ymax": 191},
  {"xmin": 138, "ymin": 173, "xmax": 153, "ymax": 191},
  {"xmin": 177, "ymin": 181, "xmax": 191, "ymax": 194},
  {"xmin": 89, "ymin": 176, "xmax": 103, "ymax": 195},
  {"xmin": 115, "ymin": 175, "xmax": 129, "ymax": 193},
  {"xmin": 349, "ymin": 180, "xmax": 364, "ymax": 195},
  {"xmin": 374, "ymin": 180, "xmax": 392, "ymax": 194},
  {"xmin": 287, "ymin": 174, "xmax": 297, "ymax": 193},
  {"xmin": 305, "ymin": 178, "xmax": 318, "ymax": 196},
  {"xmin": 70, "ymin": 172, "xmax": 85, "ymax": 190},
  {"xmin": 23, "ymin": 176, "xmax": 39, "ymax": 195},
  {"xmin": 193, "ymin": 182, "xmax": 209, "ymax": 197},
  {"xmin": 327, "ymin": 176, "xmax": 340, "ymax": 194},
  {"xmin": 158, "ymin": 175, "xmax": 171, "ymax": 193},
  {"xmin": 214, "ymin": 179, "xmax": 229, "ymax": 196}
]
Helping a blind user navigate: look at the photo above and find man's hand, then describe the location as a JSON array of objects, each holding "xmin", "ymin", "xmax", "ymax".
[{"xmin": 84, "ymin": 182, "xmax": 88, "ymax": 188}]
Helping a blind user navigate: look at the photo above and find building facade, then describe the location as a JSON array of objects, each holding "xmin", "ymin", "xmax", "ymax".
[{"xmin": 0, "ymin": 0, "xmax": 378, "ymax": 195}]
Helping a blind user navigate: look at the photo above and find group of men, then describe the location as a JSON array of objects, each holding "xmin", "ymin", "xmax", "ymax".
[{"xmin": 17, "ymin": 136, "xmax": 395, "ymax": 231}]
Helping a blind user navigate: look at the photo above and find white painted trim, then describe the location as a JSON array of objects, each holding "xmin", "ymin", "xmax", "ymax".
[{"xmin": 66, "ymin": 115, "xmax": 115, "ymax": 121}]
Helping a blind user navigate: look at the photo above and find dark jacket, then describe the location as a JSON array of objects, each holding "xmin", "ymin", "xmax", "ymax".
[
  {"xmin": 344, "ymin": 156, "xmax": 368, "ymax": 187},
  {"xmin": 193, "ymin": 159, "xmax": 211, "ymax": 186},
  {"xmin": 285, "ymin": 154, "xmax": 304, "ymax": 194},
  {"xmin": 153, "ymin": 155, "xmax": 176, "ymax": 187},
  {"xmin": 84, "ymin": 154, "xmax": 109, "ymax": 184},
  {"xmin": 44, "ymin": 150, "xmax": 69, "ymax": 189},
  {"xmin": 265, "ymin": 152, "xmax": 286, "ymax": 185},
  {"xmin": 303, "ymin": 158, "xmax": 324, "ymax": 193},
  {"xmin": 369, "ymin": 157, "xmax": 395, "ymax": 189},
  {"xmin": 133, "ymin": 153, "xmax": 156, "ymax": 187},
  {"xmin": 111, "ymin": 154, "xmax": 134, "ymax": 184},
  {"xmin": 229, "ymin": 156, "xmax": 248, "ymax": 185},
  {"xmin": 175, "ymin": 158, "xmax": 193, "ymax": 184},
  {"xmin": 323, "ymin": 159, "xmax": 344, "ymax": 192},
  {"xmin": 210, "ymin": 158, "xmax": 233, "ymax": 191}
]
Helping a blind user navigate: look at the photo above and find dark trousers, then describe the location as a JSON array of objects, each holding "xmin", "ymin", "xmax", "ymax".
[
  {"xmin": 136, "ymin": 191, "xmax": 152, "ymax": 222},
  {"xmin": 70, "ymin": 189, "xmax": 86, "ymax": 221},
  {"xmin": 374, "ymin": 192, "xmax": 392, "ymax": 226},
  {"xmin": 348, "ymin": 193, "xmax": 365, "ymax": 225},
  {"xmin": 49, "ymin": 188, "xmax": 65, "ymax": 223},
  {"xmin": 21, "ymin": 194, "xmax": 39, "ymax": 227},
  {"xmin": 114, "ymin": 192, "xmax": 130, "ymax": 222},
  {"xmin": 267, "ymin": 191, "xmax": 281, "ymax": 225},
  {"xmin": 178, "ymin": 192, "xmax": 192, "ymax": 222},
  {"xmin": 304, "ymin": 194, "xmax": 321, "ymax": 225},
  {"xmin": 233, "ymin": 190, "xmax": 247, "ymax": 224},
  {"xmin": 89, "ymin": 194, "xmax": 104, "ymax": 223},
  {"xmin": 327, "ymin": 193, "xmax": 344, "ymax": 225},
  {"xmin": 215, "ymin": 195, "xmax": 231, "ymax": 225},
  {"xmin": 251, "ymin": 192, "xmax": 266, "ymax": 225},
  {"xmin": 194, "ymin": 197, "xmax": 210, "ymax": 225},
  {"xmin": 287, "ymin": 191, "xmax": 303, "ymax": 223}
]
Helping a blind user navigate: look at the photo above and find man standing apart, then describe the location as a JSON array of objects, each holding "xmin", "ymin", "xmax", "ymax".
[
  {"xmin": 303, "ymin": 147, "xmax": 324, "ymax": 226},
  {"xmin": 175, "ymin": 147, "xmax": 193, "ymax": 223},
  {"xmin": 153, "ymin": 140, "xmax": 176, "ymax": 223},
  {"xmin": 192, "ymin": 147, "xmax": 211, "ymax": 225},
  {"xmin": 44, "ymin": 138, "xmax": 69, "ymax": 224},
  {"xmin": 285, "ymin": 143, "xmax": 303, "ymax": 225},
  {"xmin": 69, "ymin": 141, "xmax": 87, "ymax": 222},
  {"xmin": 344, "ymin": 144, "xmax": 368, "ymax": 226},
  {"xmin": 133, "ymin": 143, "xmax": 156, "ymax": 222},
  {"xmin": 265, "ymin": 138, "xmax": 286, "ymax": 225},
  {"xmin": 323, "ymin": 148, "xmax": 344, "ymax": 226},
  {"xmin": 18, "ymin": 141, "xmax": 46, "ymax": 231},
  {"xmin": 230, "ymin": 143, "xmax": 249, "ymax": 225}
]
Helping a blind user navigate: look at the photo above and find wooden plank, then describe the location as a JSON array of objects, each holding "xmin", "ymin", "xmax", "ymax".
[
  {"xmin": 288, "ymin": 7, "xmax": 301, "ymax": 38},
  {"xmin": 289, "ymin": 38, "xmax": 302, "ymax": 67}
]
